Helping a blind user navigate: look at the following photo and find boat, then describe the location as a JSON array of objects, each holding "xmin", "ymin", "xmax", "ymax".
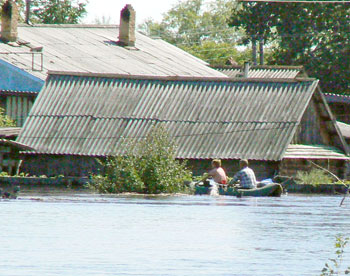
[{"xmin": 194, "ymin": 182, "xmax": 283, "ymax": 197}]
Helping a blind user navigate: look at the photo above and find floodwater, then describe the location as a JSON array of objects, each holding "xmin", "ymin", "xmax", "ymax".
[{"xmin": 1, "ymin": 191, "xmax": 350, "ymax": 276}]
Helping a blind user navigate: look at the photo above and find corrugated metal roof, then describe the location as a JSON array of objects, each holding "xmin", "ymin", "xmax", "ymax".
[
  {"xmin": 0, "ymin": 24, "xmax": 226, "ymax": 79},
  {"xmin": 215, "ymin": 65, "xmax": 304, "ymax": 79},
  {"xmin": 284, "ymin": 144, "xmax": 349, "ymax": 160},
  {"xmin": 324, "ymin": 93, "xmax": 350, "ymax": 104},
  {"xmin": 17, "ymin": 73, "xmax": 320, "ymax": 161}
]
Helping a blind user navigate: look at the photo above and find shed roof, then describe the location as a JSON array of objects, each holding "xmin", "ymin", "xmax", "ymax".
[
  {"xmin": 0, "ymin": 24, "xmax": 226, "ymax": 79},
  {"xmin": 0, "ymin": 139, "xmax": 33, "ymax": 151},
  {"xmin": 215, "ymin": 65, "xmax": 305, "ymax": 79},
  {"xmin": 0, "ymin": 127, "xmax": 21, "ymax": 138},
  {"xmin": 324, "ymin": 93, "xmax": 350, "ymax": 104},
  {"xmin": 284, "ymin": 144, "xmax": 349, "ymax": 160},
  {"xmin": 18, "ymin": 72, "xmax": 323, "ymax": 161}
]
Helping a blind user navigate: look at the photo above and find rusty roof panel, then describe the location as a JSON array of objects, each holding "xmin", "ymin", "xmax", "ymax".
[{"xmin": 18, "ymin": 74, "xmax": 319, "ymax": 160}]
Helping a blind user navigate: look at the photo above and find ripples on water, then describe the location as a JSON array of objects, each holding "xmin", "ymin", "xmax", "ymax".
[{"xmin": 0, "ymin": 190, "xmax": 349, "ymax": 276}]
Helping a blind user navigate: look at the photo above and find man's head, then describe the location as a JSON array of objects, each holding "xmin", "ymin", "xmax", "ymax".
[
  {"xmin": 239, "ymin": 159, "xmax": 249, "ymax": 169},
  {"xmin": 211, "ymin": 159, "xmax": 221, "ymax": 168}
]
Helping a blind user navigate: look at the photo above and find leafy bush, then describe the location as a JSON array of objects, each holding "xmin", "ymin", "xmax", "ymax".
[
  {"xmin": 90, "ymin": 126, "xmax": 192, "ymax": 194},
  {"xmin": 296, "ymin": 169, "xmax": 334, "ymax": 186}
]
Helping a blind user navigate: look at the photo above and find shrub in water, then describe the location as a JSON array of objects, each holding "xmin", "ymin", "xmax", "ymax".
[
  {"xmin": 90, "ymin": 126, "xmax": 192, "ymax": 194},
  {"xmin": 296, "ymin": 169, "xmax": 334, "ymax": 186}
]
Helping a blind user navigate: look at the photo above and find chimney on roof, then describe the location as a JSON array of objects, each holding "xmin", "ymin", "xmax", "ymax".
[
  {"xmin": 118, "ymin": 4, "xmax": 136, "ymax": 47},
  {"xmin": 1, "ymin": 0, "xmax": 18, "ymax": 42}
]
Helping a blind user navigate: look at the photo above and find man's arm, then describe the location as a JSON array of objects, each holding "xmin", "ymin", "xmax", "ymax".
[{"xmin": 229, "ymin": 172, "xmax": 240, "ymax": 185}]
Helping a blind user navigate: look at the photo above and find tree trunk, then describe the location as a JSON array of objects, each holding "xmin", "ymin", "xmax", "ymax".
[
  {"xmin": 259, "ymin": 38, "xmax": 264, "ymax": 65},
  {"xmin": 252, "ymin": 39, "xmax": 257, "ymax": 65}
]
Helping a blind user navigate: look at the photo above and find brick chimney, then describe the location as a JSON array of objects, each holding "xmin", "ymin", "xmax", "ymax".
[
  {"xmin": 118, "ymin": 4, "xmax": 136, "ymax": 47},
  {"xmin": 1, "ymin": 0, "xmax": 19, "ymax": 42}
]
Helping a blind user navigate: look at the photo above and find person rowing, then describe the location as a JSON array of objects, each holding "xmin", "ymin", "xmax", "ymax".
[
  {"xmin": 229, "ymin": 159, "xmax": 257, "ymax": 189},
  {"xmin": 202, "ymin": 159, "xmax": 227, "ymax": 185}
]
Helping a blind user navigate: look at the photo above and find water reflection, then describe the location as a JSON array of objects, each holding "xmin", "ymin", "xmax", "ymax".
[{"xmin": 0, "ymin": 191, "xmax": 349, "ymax": 275}]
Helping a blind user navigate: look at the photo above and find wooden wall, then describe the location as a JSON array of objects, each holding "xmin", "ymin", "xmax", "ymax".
[
  {"xmin": 328, "ymin": 102, "xmax": 350, "ymax": 124},
  {"xmin": 292, "ymin": 98, "xmax": 326, "ymax": 145},
  {"xmin": 20, "ymin": 154, "xmax": 101, "ymax": 177},
  {"xmin": 20, "ymin": 154, "xmax": 279, "ymax": 180},
  {"xmin": 279, "ymin": 158, "xmax": 346, "ymax": 179},
  {"xmin": 20, "ymin": 154, "xmax": 347, "ymax": 181}
]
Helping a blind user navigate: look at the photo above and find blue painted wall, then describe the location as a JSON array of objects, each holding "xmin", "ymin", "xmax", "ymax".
[{"xmin": 0, "ymin": 59, "xmax": 44, "ymax": 92}]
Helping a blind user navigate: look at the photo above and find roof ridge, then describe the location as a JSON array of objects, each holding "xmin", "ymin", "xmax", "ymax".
[
  {"xmin": 213, "ymin": 65, "xmax": 304, "ymax": 70},
  {"xmin": 48, "ymin": 70, "xmax": 317, "ymax": 83},
  {"xmin": 18, "ymin": 24, "xmax": 119, "ymax": 28},
  {"xmin": 324, "ymin": 93, "xmax": 350, "ymax": 97}
]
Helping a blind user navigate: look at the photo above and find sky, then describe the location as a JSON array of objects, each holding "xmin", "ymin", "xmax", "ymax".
[{"xmin": 84, "ymin": 0, "xmax": 181, "ymax": 24}]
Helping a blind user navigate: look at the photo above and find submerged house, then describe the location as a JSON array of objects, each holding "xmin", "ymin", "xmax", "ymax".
[{"xmin": 17, "ymin": 72, "xmax": 349, "ymax": 179}]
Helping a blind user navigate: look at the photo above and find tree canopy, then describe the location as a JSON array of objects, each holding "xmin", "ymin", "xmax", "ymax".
[
  {"xmin": 229, "ymin": 2, "xmax": 350, "ymax": 94},
  {"xmin": 31, "ymin": 0, "xmax": 87, "ymax": 24},
  {"xmin": 13, "ymin": 0, "xmax": 88, "ymax": 24},
  {"xmin": 139, "ymin": 0, "xmax": 249, "ymax": 66}
]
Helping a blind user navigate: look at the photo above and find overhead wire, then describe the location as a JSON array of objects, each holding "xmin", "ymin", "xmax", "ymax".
[{"xmin": 19, "ymin": 122, "xmax": 298, "ymax": 140}]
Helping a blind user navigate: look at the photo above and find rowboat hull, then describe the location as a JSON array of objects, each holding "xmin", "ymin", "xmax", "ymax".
[{"xmin": 195, "ymin": 183, "xmax": 283, "ymax": 197}]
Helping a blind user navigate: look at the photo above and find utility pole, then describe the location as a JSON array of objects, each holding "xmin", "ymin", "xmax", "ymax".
[{"xmin": 25, "ymin": 0, "xmax": 31, "ymax": 24}]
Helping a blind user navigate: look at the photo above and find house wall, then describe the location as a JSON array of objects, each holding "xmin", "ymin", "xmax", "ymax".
[
  {"xmin": 20, "ymin": 154, "xmax": 347, "ymax": 181},
  {"xmin": 21, "ymin": 154, "xmax": 280, "ymax": 180},
  {"xmin": 279, "ymin": 158, "xmax": 346, "ymax": 179},
  {"xmin": 292, "ymin": 98, "xmax": 326, "ymax": 145},
  {"xmin": 20, "ymin": 155, "xmax": 101, "ymax": 177},
  {"xmin": 328, "ymin": 103, "xmax": 350, "ymax": 124},
  {"xmin": 3, "ymin": 95, "xmax": 35, "ymax": 126}
]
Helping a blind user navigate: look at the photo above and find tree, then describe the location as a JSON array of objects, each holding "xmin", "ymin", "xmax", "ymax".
[
  {"xmin": 229, "ymin": 2, "xmax": 350, "ymax": 94},
  {"xmin": 139, "ymin": 0, "xmax": 248, "ymax": 66},
  {"xmin": 90, "ymin": 126, "xmax": 192, "ymax": 194},
  {"xmin": 30, "ymin": 0, "xmax": 88, "ymax": 24},
  {"xmin": 0, "ymin": 108, "xmax": 16, "ymax": 127}
]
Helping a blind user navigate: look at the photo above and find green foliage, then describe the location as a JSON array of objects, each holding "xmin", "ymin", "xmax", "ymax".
[
  {"xmin": 91, "ymin": 155, "xmax": 144, "ymax": 194},
  {"xmin": 90, "ymin": 126, "xmax": 192, "ymax": 194},
  {"xmin": 229, "ymin": 2, "xmax": 350, "ymax": 94},
  {"xmin": 0, "ymin": 171, "xmax": 9, "ymax": 177},
  {"xmin": 139, "ymin": 0, "xmax": 246, "ymax": 66},
  {"xmin": 30, "ymin": 0, "xmax": 87, "ymax": 24},
  {"xmin": 321, "ymin": 235, "xmax": 350, "ymax": 276},
  {"xmin": 296, "ymin": 169, "xmax": 334, "ymax": 186},
  {"xmin": 181, "ymin": 41, "xmax": 252, "ymax": 66},
  {"xmin": 0, "ymin": 108, "xmax": 15, "ymax": 127}
]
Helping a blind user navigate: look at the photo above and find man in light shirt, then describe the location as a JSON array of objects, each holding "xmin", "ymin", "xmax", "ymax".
[{"xmin": 230, "ymin": 159, "xmax": 257, "ymax": 189}]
